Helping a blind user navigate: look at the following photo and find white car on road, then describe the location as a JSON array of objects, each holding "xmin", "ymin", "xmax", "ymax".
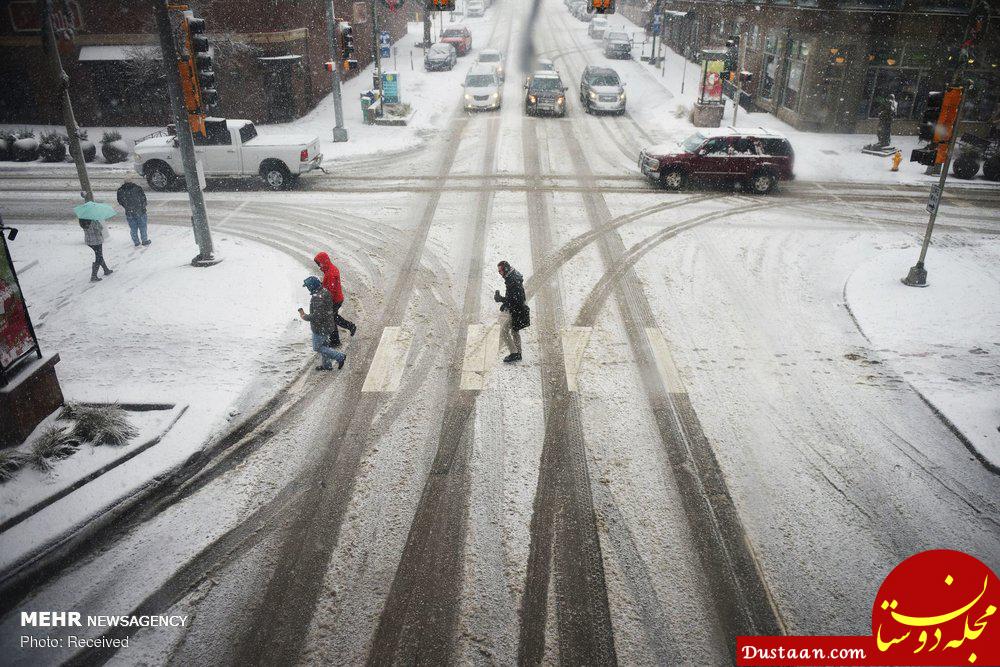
[
  {"xmin": 134, "ymin": 118, "xmax": 322, "ymax": 191},
  {"xmin": 463, "ymin": 66, "xmax": 503, "ymax": 111},
  {"xmin": 476, "ymin": 48, "xmax": 506, "ymax": 81}
]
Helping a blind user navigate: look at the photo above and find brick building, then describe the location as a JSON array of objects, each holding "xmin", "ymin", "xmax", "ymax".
[
  {"xmin": 622, "ymin": 0, "xmax": 999, "ymax": 135},
  {"xmin": 0, "ymin": 0, "xmax": 409, "ymax": 126}
]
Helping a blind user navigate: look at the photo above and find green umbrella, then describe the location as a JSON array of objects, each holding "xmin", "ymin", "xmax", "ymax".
[{"xmin": 73, "ymin": 201, "xmax": 117, "ymax": 221}]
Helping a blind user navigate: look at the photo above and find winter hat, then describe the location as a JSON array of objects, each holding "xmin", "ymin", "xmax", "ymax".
[{"xmin": 303, "ymin": 276, "xmax": 322, "ymax": 293}]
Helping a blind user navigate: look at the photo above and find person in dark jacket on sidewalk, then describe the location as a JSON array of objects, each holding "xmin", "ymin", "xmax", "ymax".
[
  {"xmin": 494, "ymin": 260, "xmax": 529, "ymax": 363},
  {"xmin": 116, "ymin": 181, "xmax": 150, "ymax": 247},
  {"xmin": 299, "ymin": 276, "xmax": 346, "ymax": 371},
  {"xmin": 80, "ymin": 218, "xmax": 113, "ymax": 282},
  {"xmin": 314, "ymin": 251, "xmax": 357, "ymax": 347}
]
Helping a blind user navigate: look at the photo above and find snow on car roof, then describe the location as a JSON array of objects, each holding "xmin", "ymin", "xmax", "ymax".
[
  {"xmin": 479, "ymin": 49, "xmax": 501, "ymax": 56},
  {"xmin": 532, "ymin": 71, "xmax": 560, "ymax": 79},
  {"xmin": 699, "ymin": 127, "xmax": 789, "ymax": 139},
  {"xmin": 468, "ymin": 64, "xmax": 498, "ymax": 75}
]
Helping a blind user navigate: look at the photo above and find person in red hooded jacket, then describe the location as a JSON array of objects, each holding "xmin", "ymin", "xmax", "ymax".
[{"xmin": 314, "ymin": 251, "xmax": 357, "ymax": 347}]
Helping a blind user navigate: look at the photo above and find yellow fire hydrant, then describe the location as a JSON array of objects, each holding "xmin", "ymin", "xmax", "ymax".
[{"xmin": 891, "ymin": 150, "xmax": 902, "ymax": 171}]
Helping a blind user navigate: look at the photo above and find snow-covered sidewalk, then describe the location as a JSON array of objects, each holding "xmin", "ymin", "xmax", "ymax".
[
  {"xmin": 0, "ymin": 222, "xmax": 308, "ymax": 573},
  {"xmin": 844, "ymin": 246, "xmax": 1000, "ymax": 470}
]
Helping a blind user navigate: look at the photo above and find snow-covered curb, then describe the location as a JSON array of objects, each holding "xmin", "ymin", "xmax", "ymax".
[{"xmin": 843, "ymin": 247, "xmax": 1000, "ymax": 472}]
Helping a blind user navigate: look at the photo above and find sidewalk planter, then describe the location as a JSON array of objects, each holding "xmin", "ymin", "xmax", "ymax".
[
  {"xmin": 100, "ymin": 131, "xmax": 129, "ymax": 163},
  {"xmin": 0, "ymin": 133, "xmax": 12, "ymax": 161},
  {"xmin": 12, "ymin": 133, "xmax": 39, "ymax": 162},
  {"xmin": 69, "ymin": 130, "xmax": 98, "ymax": 163}
]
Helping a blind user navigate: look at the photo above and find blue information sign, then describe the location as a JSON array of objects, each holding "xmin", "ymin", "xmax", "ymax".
[
  {"xmin": 379, "ymin": 31, "xmax": 391, "ymax": 58},
  {"xmin": 381, "ymin": 71, "xmax": 400, "ymax": 104}
]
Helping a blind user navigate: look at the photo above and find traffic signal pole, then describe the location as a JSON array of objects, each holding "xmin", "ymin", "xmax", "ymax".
[
  {"xmin": 152, "ymin": 0, "xmax": 219, "ymax": 266},
  {"xmin": 37, "ymin": 0, "xmax": 93, "ymax": 203},
  {"xmin": 902, "ymin": 90, "xmax": 966, "ymax": 287},
  {"xmin": 325, "ymin": 1, "xmax": 349, "ymax": 142},
  {"xmin": 732, "ymin": 38, "xmax": 746, "ymax": 125}
]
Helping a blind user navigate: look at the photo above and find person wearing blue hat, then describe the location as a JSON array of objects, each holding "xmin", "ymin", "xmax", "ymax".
[{"xmin": 298, "ymin": 276, "xmax": 346, "ymax": 371}]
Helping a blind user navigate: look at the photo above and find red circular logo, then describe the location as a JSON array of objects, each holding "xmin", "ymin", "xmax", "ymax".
[{"xmin": 872, "ymin": 550, "xmax": 999, "ymax": 665}]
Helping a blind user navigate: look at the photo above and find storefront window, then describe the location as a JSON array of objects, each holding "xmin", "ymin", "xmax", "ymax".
[
  {"xmin": 781, "ymin": 38, "xmax": 809, "ymax": 112},
  {"xmin": 760, "ymin": 33, "xmax": 779, "ymax": 99},
  {"xmin": 964, "ymin": 72, "xmax": 1000, "ymax": 122}
]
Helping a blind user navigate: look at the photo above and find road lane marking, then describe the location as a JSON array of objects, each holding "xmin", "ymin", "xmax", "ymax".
[
  {"xmin": 561, "ymin": 326, "xmax": 593, "ymax": 392},
  {"xmin": 361, "ymin": 326, "xmax": 412, "ymax": 393},
  {"xmin": 645, "ymin": 327, "xmax": 685, "ymax": 393}
]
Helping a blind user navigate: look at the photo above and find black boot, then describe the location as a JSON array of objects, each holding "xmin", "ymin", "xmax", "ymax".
[{"xmin": 503, "ymin": 352, "xmax": 522, "ymax": 363}]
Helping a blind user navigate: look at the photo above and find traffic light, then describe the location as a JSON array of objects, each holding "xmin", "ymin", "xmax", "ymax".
[
  {"xmin": 339, "ymin": 22, "xmax": 354, "ymax": 59},
  {"xmin": 184, "ymin": 12, "xmax": 218, "ymax": 109},
  {"xmin": 910, "ymin": 146, "xmax": 938, "ymax": 166},
  {"xmin": 428, "ymin": 0, "xmax": 455, "ymax": 11},
  {"xmin": 935, "ymin": 87, "xmax": 962, "ymax": 143},
  {"xmin": 911, "ymin": 86, "xmax": 964, "ymax": 165},
  {"xmin": 590, "ymin": 0, "xmax": 615, "ymax": 14}
]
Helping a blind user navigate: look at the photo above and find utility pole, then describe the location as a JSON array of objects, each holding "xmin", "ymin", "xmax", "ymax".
[
  {"xmin": 371, "ymin": 0, "xmax": 383, "ymax": 105},
  {"xmin": 423, "ymin": 8, "xmax": 432, "ymax": 46},
  {"xmin": 324, "ymin": 0, "xmax": 349, "ymax": 142},
  {"xmin": 37, "ymin": 0, "xmax": 92, "ymax": 202},
  {"xmin": 152, "ymin": 0, "xmax": 219, "ymax": 266},
  {"xmin": 732, "ymin": 37, "xmax": 746, "ymax": 125},
  {"xmin": 901, "ymin": 87, "xmax": 965, "ymax": 288}
]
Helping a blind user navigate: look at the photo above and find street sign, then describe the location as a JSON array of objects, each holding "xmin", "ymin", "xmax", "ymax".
[
  {"xmin": 926, "ymin": 184, "xmax": 941, "ymax": 214},
  {"xmin": 380, "ymin": 30, "xmax": 391, "ymax": 58},
  {"xmin": 381, "ymin": 71, "xmax": 400, "ymax": 104},
  {"xmin": 651, "ymin": 14, "xmax": 661, "ymax": 33}
]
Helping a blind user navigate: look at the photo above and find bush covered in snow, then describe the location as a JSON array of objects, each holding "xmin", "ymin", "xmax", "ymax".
[
  {"xmin": 0, "ymin": 449, "xmax": 29, "ymax": 483},
  {"xmin": 101, "ymin": 130, "xmax": 129, "ymax": 163},
  {"xmin": 29, "ymin": 426, "xmax": 80, "ymax": 470},
  {"xmin": 39, "ymin": 132, "xmax": 67, "ymax": 163},
  {"xmin": 0, "ymin": 131, "xmax": 13, "ymax": 161},
  {"xmin": 70, "ymin": 129, "xmax": 98, "ymax": 163},
  {"xmin": 12, "ymin": 129, "xmax": 39, "ymax": 162},
  {"xmin": 64, "ymin": 402, "xmax": 138, "ymax": 447}
]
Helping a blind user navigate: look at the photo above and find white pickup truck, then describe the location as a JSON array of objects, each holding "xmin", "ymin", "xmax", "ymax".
[{"xmin": 134, "ymin": 118, "xmax": 323, "ymax": 191}]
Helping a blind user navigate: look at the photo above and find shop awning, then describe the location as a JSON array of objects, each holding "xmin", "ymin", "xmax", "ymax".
[
  {"xmin": 258, "ymin": 55, "xmax": 302, "ymax": 62},
  {"xmin": 78, "ymin": 45, "xmax": 161, "ymax": 61}
]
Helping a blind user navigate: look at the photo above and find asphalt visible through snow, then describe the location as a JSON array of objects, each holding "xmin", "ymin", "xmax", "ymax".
[{"xmin": 2, "ymin": 0, "xmax": 1000, "ymax": 664}]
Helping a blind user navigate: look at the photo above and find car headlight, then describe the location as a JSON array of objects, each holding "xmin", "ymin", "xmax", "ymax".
[
  {"xmin": 528, "ymin": 95, "xmax": 536, "ymax": 103},
  {"xmin": 619, "ymin": 92, "xmax": 626, "ymax": 101},
  {"xmin": 557, "ymin": 96, "xmax": 565, "ymax": 104},
  {"xmin": 465, "ymin": 94, "xmax": 473, "ymax": 101},
  {"xmin": 589, "ymin": 91, "xmax": 597, "ymax": 100},
  {"xmin": 490, "ymin": 92, "xmax": 499, "ymax": 100}
]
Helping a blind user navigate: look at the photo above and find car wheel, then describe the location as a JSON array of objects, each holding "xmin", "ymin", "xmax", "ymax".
[
  {"xmin": 747, "ymin": 170, "xmax": 776, "ymax": 194},
  {"xmin": 952, "ymin": 154, "xmax": 980, "ymax": 180},
  {"xmin": 983, "ymin": 156, "xmax": 1000, "ymax": 182},
  {"xmin": 261, "ymin": 161, "xmax": 292, "ymax": 191},
  {"xmin": 660, "ymin": 168, "xmax": 685, "ymax": 191},
  {"xmin": 145, "ymin": 163, "xmax": 174, "ymax": 191}
]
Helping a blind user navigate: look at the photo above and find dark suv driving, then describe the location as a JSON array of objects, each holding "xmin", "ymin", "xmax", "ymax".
[
  {"xmin": 639, "ymin": 129, "xmax": 794, "ymax": 194},
  {"xmin": 524, "ymin": 71, "xmax": 568, "ymax": 117}
]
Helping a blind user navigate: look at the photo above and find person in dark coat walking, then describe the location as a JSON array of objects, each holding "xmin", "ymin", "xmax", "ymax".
[
  {"xmin": 494, "ymin": 260, "xmax": 529, "ymax": 363},
  {"xmin": 116, "ymin": 181, "xmax": 150, "ymax": 247},
  {"xmin": 299, "ymin": 276, "xmax": 346, "ymax": 371},
  {"xmin": 80, "ymin": 218, "xmax": 113, "ymax": 282},
  {"xmin": 313, "ymin": 251, "xmax": 357, "ymax": 347}
]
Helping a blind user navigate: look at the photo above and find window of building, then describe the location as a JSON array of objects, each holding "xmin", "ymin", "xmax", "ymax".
[
  {"xmin": 781, "ymin": 38, "xmax": 809, "ymax": 112},
  {"xmin": 760, "ymin": 32, "xmax": 779, "ymax": 99},
  {"xmin": 922, "ymin": 0, "xmax": 972, "ymax": 11},
  {"xmin": 964, "ymin": 72, "xmax": 1000, "ymax": 122}
]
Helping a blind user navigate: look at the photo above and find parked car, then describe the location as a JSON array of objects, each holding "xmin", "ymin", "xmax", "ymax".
[
  {"xmin": 466, "ymin": 0, "xmax": 485, "ymax": 17},
  {"xmin": 603, "ymin": 30, "xmax": 631, "ymax": 58},
  {"xmin": 572, "ymin": 2, "xmax": 595, "ymax": 21},
  {"xmin": 588, "ymin": 16, "xmax": 608, "ymax": 38},
  {"xmin": 476, "ymin": 48, "xmax": 505, "ymax": 81},
  {"xmin": 135, "ymin": 118, "xmax": 322, "ymax": 191},
  {"xmin": 579, "ymin": 65, "xmax": 625, "ymax": 114},
  {"xmin": 638, "ymin": 128, "xmax": 795, "ymax": 194},
  {"xmin": 464, "ymin": 65, "xmax": 503, "ymax": 111},
  {"xmin": 424, "ymin": 42, "xmax": 458, "ymax": 71},
  {"xmin": 441, "ymin": 25, "xmax": 473, "ymax": 56},
  {"xmin": 536, "ymin": 58, "xmax": 557, "ymax": 72},
  {"xmin": 524, "ymin": 71, "xmax": 568, "ymax": 117}
]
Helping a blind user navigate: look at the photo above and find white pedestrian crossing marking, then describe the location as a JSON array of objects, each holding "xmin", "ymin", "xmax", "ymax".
[
  {"xmin": 561, "ymin": 326, "xmax": 592, "ymax": 392},
  {"xmin": 645, "ymin": 327, "xmax": 685, "ymax": 393},
  {"xmin": 362, "ymin": 326, "xmax": 413, "ymax": 393},
  {"xmin": 460, "ymin": 323, "xmax": 501, "ymax": 391}
]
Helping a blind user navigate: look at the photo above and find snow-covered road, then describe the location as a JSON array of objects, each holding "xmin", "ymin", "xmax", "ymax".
[{"xmin": 1, "ymin": 0, "xmax": 999, "ymax": 664}]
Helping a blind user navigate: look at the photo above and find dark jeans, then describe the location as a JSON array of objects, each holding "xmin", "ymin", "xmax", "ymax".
[
  {"xmin": 126, "ymin": 211, "xmax": 149, "ymax": 245},
  {"xmin": 89, "ymin": 244, "xmax": 110, "ymax": 277},
  {"xmin": 328, "ymin": 301, "xmax": 355, "ymax": 346}
]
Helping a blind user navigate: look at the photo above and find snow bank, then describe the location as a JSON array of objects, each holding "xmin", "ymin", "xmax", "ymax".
[{"xmin": 844, "ymin": 246, "xmax": 1000, "ymax": 469}]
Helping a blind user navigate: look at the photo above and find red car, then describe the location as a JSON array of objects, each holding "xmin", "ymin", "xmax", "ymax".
[
  {"xmin": 440, "ymin": 25, "xmax": 472, "ymax": 56},
  {"xmin": 639, "ymin": 128, "xmax": 794, "ymax": 194}
]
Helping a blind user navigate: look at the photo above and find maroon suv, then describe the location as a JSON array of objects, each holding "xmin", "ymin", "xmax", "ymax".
[{"xmin": 639, "ymin": 128, "xmax": 795, "ymax": 194}]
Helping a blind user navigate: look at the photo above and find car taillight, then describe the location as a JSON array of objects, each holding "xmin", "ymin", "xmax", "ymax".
[{"xmin": 300, "ymin": 148, "xmax": 309, "ymax": 161}]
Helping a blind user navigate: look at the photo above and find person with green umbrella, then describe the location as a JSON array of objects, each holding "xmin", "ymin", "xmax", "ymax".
[{"xmin": 74, "ymin": 201, "xmax": 116, "ymax": 282}]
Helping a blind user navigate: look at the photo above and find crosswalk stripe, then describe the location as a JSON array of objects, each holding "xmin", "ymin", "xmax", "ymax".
[
  {"xmin": 645, "ymin": 327, "xmax": 685, "ymax": 394},
  {"xmin": 361, "ymin": 326, "xmax": 413, "ymax": 393},
  {"xmin": 561, "ymin": 326, "xmax": 593, "ymax": 392}
]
